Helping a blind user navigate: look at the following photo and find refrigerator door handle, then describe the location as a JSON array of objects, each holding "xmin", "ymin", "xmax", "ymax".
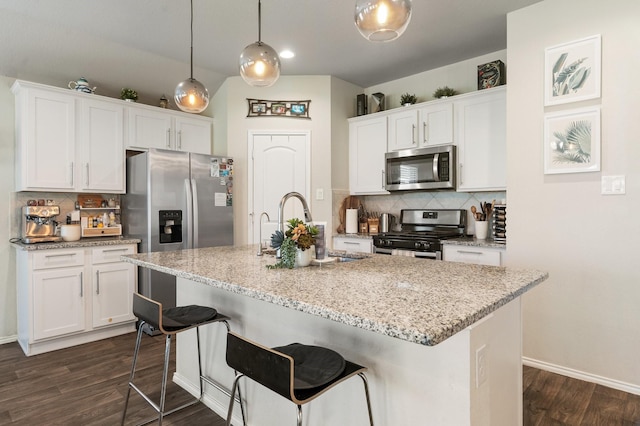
[
  {"xmin": 191, "ymin": 178, "xmax": 199, "ymax": 248},
  {"xmin": 185, "ymin": 178, "xmax": 194, "ymax": 249}
]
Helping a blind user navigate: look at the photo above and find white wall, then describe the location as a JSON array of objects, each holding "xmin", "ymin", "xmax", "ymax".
[
  {"xmin": 0, "ymin": 75, "xmax": 17, "ymax": 341},
  {"xmin": 213, "ymin": 75, "xmax": 357, "ymax": 246},
  {"xmin": 508, "ymin": 0, "xmax": 640, "ymax": 392},
  {"xmin": 365, "ymin": 50, "xmax": 506, "ymax": 109}
]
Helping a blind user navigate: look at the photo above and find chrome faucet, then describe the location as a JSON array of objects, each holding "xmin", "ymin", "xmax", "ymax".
[
  {"xmin": 257, "ymin": 211, "xmax": 270, "ymax": 256},
  {"xmin": 277, "ymin": 192, "xmax": 313, "ymax": 235}
]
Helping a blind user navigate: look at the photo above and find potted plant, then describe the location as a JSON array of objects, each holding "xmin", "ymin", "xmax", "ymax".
[
  {"xmin": 120, "ymin": 88, "xmax": 138, "ymax": 102},
  {"xmin": 400, "ymin": 92, "xmax": 418, "ymax": 106},
  {"xmin": 433, "ymin": 86, "xmax": 458, "ymax": 99},
  {"xmin": 268, "ymin": 218, "xmax": 319, "ymax": 269}
]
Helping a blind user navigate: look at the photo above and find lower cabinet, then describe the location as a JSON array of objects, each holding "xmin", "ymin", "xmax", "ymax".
[
  {"xmin": 443, "ymin": 244, "xmax": 505, "ymax": 266},
  {"xmin": 333, "ymin": 236, "xmax": 373, "ymax": 253},
  {"xmin": 16, "ymin": 244, "xmax": 137, "ymax": 356}
]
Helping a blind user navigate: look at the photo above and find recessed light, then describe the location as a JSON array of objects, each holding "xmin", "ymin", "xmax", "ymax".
[{"xmin": 280, "ymin": 50, "xmax": 295, "ymax": 59}]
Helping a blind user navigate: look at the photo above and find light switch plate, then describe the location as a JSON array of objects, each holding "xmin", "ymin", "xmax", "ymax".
[
  {"xmin": 316, "ymin": 188, "xmax": 324, "ymax": 200},
  {"xmin": 601, "ymin": 175, "xmax": 626, "ymax": 195}
]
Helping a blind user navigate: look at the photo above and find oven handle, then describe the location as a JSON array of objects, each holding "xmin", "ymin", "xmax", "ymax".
[{"xmin": 374, "ymin": 247, "xmax": 441, "ymax": 260}]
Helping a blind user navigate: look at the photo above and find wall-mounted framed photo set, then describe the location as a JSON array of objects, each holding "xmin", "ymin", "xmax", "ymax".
[{"xmin": 247, "ymin": 99, "xmax": 311, "ymax": 119}]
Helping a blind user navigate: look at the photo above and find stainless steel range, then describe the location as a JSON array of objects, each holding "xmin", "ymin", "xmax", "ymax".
[{"xmin": 373, "ymin": 209, "xmax": 466, "ymax": 259}]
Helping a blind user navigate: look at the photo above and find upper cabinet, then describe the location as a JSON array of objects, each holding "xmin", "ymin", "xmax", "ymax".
[
  {"xmin": 349, "ymin": 116, "xmax": 389, "ymax": 195},
  {"xmin": 454, "ymin": 87, "xmax": 506, "ymax": 192},
  {"xmin": 387, "ymin": 101, "xmax": 454, "ymax": 151},
  {"xmin": 127, "ymin": 105, "xmax": 212, "ymax": 155},
  {"xmin": 13, "ymin": 81, "xmax": 125, "ymax": 193}
]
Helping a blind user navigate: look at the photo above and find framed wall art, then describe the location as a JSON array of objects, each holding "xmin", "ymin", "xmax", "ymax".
[
  {"xmin": 246, "ymin": 98, "xmax": 311, "ymax": 119},
  {"xmin": 544, "ymin": 34, "xmax": 601, "ymax": 106},
  {"xmin": 543, "ymin": 106, "xmax": 600, "ymax": 174}
]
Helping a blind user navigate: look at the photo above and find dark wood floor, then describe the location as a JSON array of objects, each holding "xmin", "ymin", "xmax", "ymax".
[
  {"xmin": 0, "ymin": 333, "xmax": 225, "ymax": 425},
  {"xmin": 2, "ymin": 333, "xmax": 640, "ymax": 425}
]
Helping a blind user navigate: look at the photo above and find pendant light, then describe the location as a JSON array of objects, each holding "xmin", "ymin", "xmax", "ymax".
[
  {"xmin": 174, "ymin": 0, "xmax": 209, "ymax": 113},
  {"xmin": 239, "ymin": 0, "xmax": 281, "ymax": 87},
  {"xmin": 355, "ymin": 0, "xmax": 413, "ymax": 42}
]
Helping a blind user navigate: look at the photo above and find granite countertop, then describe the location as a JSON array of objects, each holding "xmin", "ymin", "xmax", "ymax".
[
  {"xmin": 443, "ymin": 237, "xmax": 506, "ymax": 249},
  {"xmin": 11, "ymin": 236, "xmax": 141, "ymax": 251},
  {"xmin": 122, "ymin": 245, "xmax": 547, "ymax": 346}
]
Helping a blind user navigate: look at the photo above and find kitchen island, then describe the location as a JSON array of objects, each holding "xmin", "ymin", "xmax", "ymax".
[{"xmin": 122, "ymin": 245, "xmax": 548, "ymax": 425}]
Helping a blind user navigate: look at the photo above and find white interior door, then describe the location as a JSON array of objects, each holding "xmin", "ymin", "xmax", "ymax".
[{"xmin": 249, "ymin": 131, "xmax": 310, "ymax": 246}]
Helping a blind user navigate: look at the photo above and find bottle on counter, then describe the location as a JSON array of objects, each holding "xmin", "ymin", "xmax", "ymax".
[
  {"xmin": 108, "ymin": 211, "xmax": 116, "ymax": 227},
  {"xmin": 87, "ymin": 216, "xmax": 93, "ymax": 228},
  {"xmin": 93, "ymin": 216, "xmax": 98, "ymax": 228}
]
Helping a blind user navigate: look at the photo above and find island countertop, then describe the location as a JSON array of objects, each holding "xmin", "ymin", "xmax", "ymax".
[{"xmin": 121, "ymin": 245, "xmax": 547, "ymax": 346}]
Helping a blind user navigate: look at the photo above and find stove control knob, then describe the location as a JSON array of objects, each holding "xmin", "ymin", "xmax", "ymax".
[
  {"xmin": 385, "ymin": 240, "xmax": 393, "ymax": 246},
  {"xmin": 414, "ymin": 242, "xmax": 422, "ymax": 249}
]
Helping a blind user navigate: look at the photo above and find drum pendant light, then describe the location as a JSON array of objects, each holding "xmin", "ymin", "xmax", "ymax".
[
  {"xmin": 239, "ymin": 0, "xmax": 281, "ymax": 87},
  {"xmin": 355, "ymin": 0, "xmax": 413, "ymax": 42},
  {"xmin": 174, "ymin": 0, "xmax": 209, "ymax": 113}
]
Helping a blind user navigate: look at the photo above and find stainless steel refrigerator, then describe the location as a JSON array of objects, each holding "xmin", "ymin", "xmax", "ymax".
[{"xmin": 123, "ymin": 149, "xmax": 234, "ymax": 308}]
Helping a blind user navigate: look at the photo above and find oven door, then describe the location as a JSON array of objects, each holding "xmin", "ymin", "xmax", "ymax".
[{"xmin": 374, "ymin": 246, "xmax": 441, "ymax": 260}]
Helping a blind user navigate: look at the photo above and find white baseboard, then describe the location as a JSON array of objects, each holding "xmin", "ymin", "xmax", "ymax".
[
  {"xmin": 523, "ymin": 356, "xmax": 640, "ymax": 396},
  {"xmin": 0, "ymin": 335, "xmax": 18, "ymax": 345}
]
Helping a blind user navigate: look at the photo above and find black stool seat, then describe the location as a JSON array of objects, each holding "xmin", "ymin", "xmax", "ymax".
[
  {"xmin": 121, "ymin": 293, "xmax": 245, "ymax": 426},
  {"xmin": 225, "ymin": 331, "xmax": 374, "ymax": 426}
]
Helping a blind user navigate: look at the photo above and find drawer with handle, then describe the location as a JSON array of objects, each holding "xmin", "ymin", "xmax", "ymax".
[
  {"xmin": 92, "ymin": 245, "xmax": 136, "ymax": 264},
  {"xmin": 33, "ymin": 249, "xmax": 85, "ymax": 270},
  {"xmin": 333, "ymin": 237, "xmax": 373, "ymax": 253},
  {"xmin": 443, "ymin": 245, "xmax": 504, "ymax": 266}
]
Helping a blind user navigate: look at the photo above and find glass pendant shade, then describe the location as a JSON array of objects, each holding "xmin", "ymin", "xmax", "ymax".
[
  {"xmin": 355, "ymin": 0, "xmax": 412, "ymax": 42},
  {"xmin": 174, "ymin": 77, "xmax": 209, "ymax": 113},
  {"xmin": 239, "ymin": 41, "xmax": 281, "ymax": 87}
]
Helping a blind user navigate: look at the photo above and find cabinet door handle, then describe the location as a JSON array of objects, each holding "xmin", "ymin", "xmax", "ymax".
[
  {"xmin": 80, "ymin": 272, "xmax": 83, "ymax": 297},
  {"xmin": 96, "ymin": 271, "xmax": 100, "ymax": 295},
  {"xmin": 102, "ymin": 248, "xmax": 129, "ymax": 253},
  {"xmin": 459, "ymin": 163, "xmax": 463, "ymax": 185},
  {"xmin": 166, "ymin": 128, "xmax": 171, "ymax": 148},
  {"xmin": 457, "ymin": 250, "xmax": 484, "ymax": 255},
  {"xmin": 412, "ymin": 124, "xmax": 416, "ymax": 144},
  {"xmin": 177, "ymin": 130, "xmax": 182, "ymax": 150},
  {"xmin": 423, "ymin": 122, "xmax": 428, "ymax": 143},
  {"xmin": 45, "ymin": 253, "xmax": 76, "ymax": 258},
  {"xmin": 381, "ymin": 170, "xmax": 385, "ymax": 190},
  {"xmin": 85, "ymin": 163, "xmax": 89, "ymax": 186},
  {"xmin": 343, "ymin": 241, "xmax": 360, "ymax": 245},
  {"xmin": 70, "ymin": 162, "xmax": 74, "ymax": 186}
]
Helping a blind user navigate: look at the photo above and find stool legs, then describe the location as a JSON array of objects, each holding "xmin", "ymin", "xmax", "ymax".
[
  {"xmin": 359, "ymin": 372, "xmax": 374, "ymax": 426},
  {"xmin": 121, "ymin": 322, "xmax": 146, "ymax": 425}
]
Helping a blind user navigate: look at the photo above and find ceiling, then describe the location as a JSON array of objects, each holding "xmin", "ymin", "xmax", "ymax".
[{"xmin": 0, "ymin": 0, "xmax": 541, "ymax": 105}]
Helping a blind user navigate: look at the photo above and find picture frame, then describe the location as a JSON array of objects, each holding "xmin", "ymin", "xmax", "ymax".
[
  {"xmin": 543, "ymin": 106, "xmax": 600, "ymax": 174},
  {"xmin": 544, "ymin": 34, "xmax": 601, "ymax": 106},
  {"xmin": 251, "ymin": 102, "xmax": 267, "ymax": 114},
  {"xmin": 290, "ymin": 103, "xmax": 306, "ymax": 115},
  {"xmin": 246, "ymin": 99, "xmax": 311, "ymax": 119},
  {"xmin": 271, "ymin": 103, "xmax": 287, "ymax": 115}
]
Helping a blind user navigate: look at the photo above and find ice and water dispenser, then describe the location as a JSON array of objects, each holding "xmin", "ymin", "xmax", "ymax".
[{"xmin": 159, "ymin": 210, "xmax": 182, "ymax": 244}]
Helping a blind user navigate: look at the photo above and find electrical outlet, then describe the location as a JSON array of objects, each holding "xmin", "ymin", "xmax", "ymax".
[
  {"xmin": 601, "ymin": 175, "xmax": 626, "ymax": 195},
  {"xmin": 476, "ymin": 344, "xmax": 488, "ymax": 388},
  {"xmin": 316, "ymin": 188, "xmax": 324, "ymax": 200}
]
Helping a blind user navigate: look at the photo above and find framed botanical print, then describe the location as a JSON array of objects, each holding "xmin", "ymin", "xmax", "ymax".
[
  {"xmin": 544, "ymin": 107, "xmax": 600, "ymax": 174},
  {"xmin": 544, "ymin": 34, "xmax": 601, "ymax": 106}
]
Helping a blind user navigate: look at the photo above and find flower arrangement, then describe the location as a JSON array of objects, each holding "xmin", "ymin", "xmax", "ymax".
[
  {"xmin": 120, "ymin": 88, "xmax": 138, "ymax": 101},
  {"xmin": 400, "ymin": 92, "xmax": 417, "ymax": 105},
  {"xmin": 268, "ymin": 218, "xmax": 319, "ymax": 269},
  {"xmin": 433, "ymin": 86, "xmax": 458, "ymax": 98}
]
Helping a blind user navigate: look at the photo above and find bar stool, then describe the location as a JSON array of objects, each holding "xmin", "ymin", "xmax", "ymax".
[
  {"xmin": 121, "ymin": 293, "xmax": 245, "ymax": 426},
  {"xmin": 225, "ymin": 331, "xmax": 374, "ymax": 426}
]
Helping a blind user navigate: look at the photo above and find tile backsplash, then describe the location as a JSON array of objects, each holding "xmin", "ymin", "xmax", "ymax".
[
  {"xmin": 11, "ymin": 192, "xmax": 121, "ymax": 239},
  {"xmin": 332, "ymin": 190, "xmax": 506, "ymax": 235}
]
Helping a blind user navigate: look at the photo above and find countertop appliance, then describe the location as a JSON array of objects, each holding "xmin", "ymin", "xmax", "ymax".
[
  {"xmin": 123, "ymin": 149, "xmax": 234, "ymax": 308},
  {"xmin": 385, "ymin": 145, "xmax": 456, "ymax": 191},
  {"xmin": 21, "ymin": 205, "xmax": 62, "ymax": 244},
  {"xmin": 373, "ymin": 209, "xmax": 466, "ymax": 259}
]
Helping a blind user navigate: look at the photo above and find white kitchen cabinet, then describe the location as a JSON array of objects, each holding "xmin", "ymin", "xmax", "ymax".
[
  {"xmin": 454, "ymin": 87, "xmax": 506, "ymax": 191},
  {"xmin": 16, "ymin": 244, "xmax": 137, "ymax": 356},
  {"xmin": 348, "ymin": 116, "xmax": 389, "ymax": 195},
  {"xmin": 443, "ymin": 244, "xmax": 505, "ymax": 266},
  {"xmin": 91, "ymin": 246, "xmax": 136, "ymax": 328},
  {"xmin": 333, "ymin": 236, "xmax": 373, "ymax": 253},
  {"xmin": 13, "ymin": 85, "xmax": 76, "ymax": 191},
  {"xmin": 12, "ymin": 80, "xmax": 125, "ymax": 193},
  {"xmin": 387, "ymin": 109, "xmax": 418, "ymax": 151},
  {"xmin": 418, "ymin": 102, "xmax": 453, "ymax": 147},
  {"xmin": 127, "ymin": 105, "xmax": 212, "ymax": 155},
  {"xmin": 79, "ymin": 98, "xmax": 125, "ymax": 192}
]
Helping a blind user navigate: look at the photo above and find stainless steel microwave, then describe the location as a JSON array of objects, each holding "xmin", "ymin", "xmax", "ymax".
[{"xmin": 385, "ymin": 145, "xmax": 456, "ymax": 191}]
